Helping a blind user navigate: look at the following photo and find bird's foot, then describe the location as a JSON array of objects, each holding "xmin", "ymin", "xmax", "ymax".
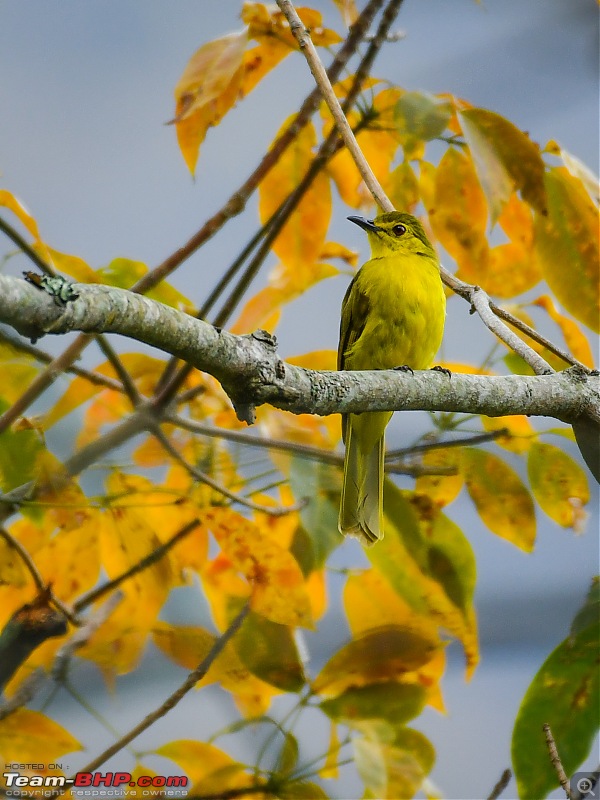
[
  {"xmin": 393, "ymin": 364, "xmax": 414, "ymax": 375},
  {"xmin": 431, "ymin": 365, "xmax": 452, "ymax": 377}
]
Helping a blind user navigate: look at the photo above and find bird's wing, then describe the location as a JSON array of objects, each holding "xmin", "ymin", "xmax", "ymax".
[
  {"xmin": 338, "ymin": 276, "xmax": 369, "ymax": 371},
  {"xmin": 338, "ymin": 275, "xmax": 370, "ymax": 444}
]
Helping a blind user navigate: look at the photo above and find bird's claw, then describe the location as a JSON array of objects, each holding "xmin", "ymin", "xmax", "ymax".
[
  {"xmin": 431, "ymin": 365, "xmax": 452, "ymax": 377},
  {"xmin": 393, "ymin": 364, "xmax": 414, "ymax": 375}
]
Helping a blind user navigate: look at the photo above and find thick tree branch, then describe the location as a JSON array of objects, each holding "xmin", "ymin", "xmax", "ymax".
[{"xmin": 0, "ymin": 276, "xmax": 597, "ymax": 429}]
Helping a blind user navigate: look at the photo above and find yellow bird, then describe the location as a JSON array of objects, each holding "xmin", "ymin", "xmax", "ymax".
[{"xmin": 338, "ymin": 211, "xmax": 446, "ymax": 544}]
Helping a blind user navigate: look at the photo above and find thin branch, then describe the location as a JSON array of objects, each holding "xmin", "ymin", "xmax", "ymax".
[
  {"xmin": 73, "ymin": 520, "xmax": 200, "ymax": 613},
  {"xmin": 166, "ymin": 411, "xmax": 457, "ymax": 476},
  {"xmin": 543, "ymin": 722, "xmax": 572, "ymax": 799},
  {"xmin": 57, "ymin": 601, "xmax": 251, "ymax": 787},
  {"xmin": 385, "ymin": 428, "xmax": 511, "ymax": 460},
  {"xmin": 152, "ymin": 425, "xmax": 303, "ymax": 516},
  {"xmin": 470, "ymin": 287, "xmax": 554, "ymax": 375},
  {"xmin": 0, "ymin": 333, "xmax": 93, "ymax": 434},
  {"xmin": 0, "ymin": 327, "xmax": 125, "ymax": 392},
  {"xmin": 0, "ymin": 214, "xmax": 54, "ymax": 276},
  {"xmin": 94, "ymin": 334, "xmax": 142, "ymax": 407},
  {"xmin": 486, "ymin": 769, "xmax": 512, "ymax": 800}
]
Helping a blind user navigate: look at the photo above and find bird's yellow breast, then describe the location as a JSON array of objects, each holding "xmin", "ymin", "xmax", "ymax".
[{"xmin": 345, "ymin": 253, "xmax": 446, "ymax": 372}]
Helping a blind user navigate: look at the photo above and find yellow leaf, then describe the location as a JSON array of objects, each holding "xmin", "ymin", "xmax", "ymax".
[
  {"xmin": 0, "ymin": 708, "xmax": 81, "ymax": 763},
  {"xmin": 327, "ymin": 89, "xmax": 402, "ymax": 209},
  {"xmin": 330, "ymin": 0, "xmax": 359, "ymax": 26},
  {"xmin": 533, "ymin": 295, "xmax": 595, "ymax": 368},
  {"xmin": 430, "ymin": 147, "xmax": 489, "ymax": 280},
  {"xmin": 484, "ymin": 241, "xmax": 542, "ymax": 298},
  {"xmin": 498, "ymin": 191, "xmax": 534, "ymax": 249},
  {"xmin": 389, "ymin": 160, "xmax": 420, "ymax": 213},
  {"xmin": 527, "ymin": 442, "xmax": 590, "ymax": 530},
  {"xmin": 40, "ymin": 246, "xmax": 98, "ymax": 283},
  {"xmin": 319, "ymin": 240, "xmax": 359, "ymax": 267},
  {"xmin": 259, "ymin": 117, "xmax": 331, "ymax": 270},
  {"xmin": 414, "ymin": 447, "xmax": 463, "ymax": 507},
  {"xmin": 0, "ymin": 189, "xmax": 42, "ymax": 241},
  {"xmin": 534, "ymin": 168, "xmax": 599, "ymax": 332},
  {"xmin": 461, "ymin": 448, "xmax": 536, "ymax": 550},
  {"xmin": 287, "ymin": 349, "xmax": 337, "ymax": 371},
  {"xmin": 482, "ymin": 415, "xmax": 535, "ymax": 454},
  {"xmin": 559, "ymin": 146, "xmax": 600, "ymax": 205},
  {"xmin": 173, "ymin": 30, "xmax": 247, "ymax": 123},
  {"xmin": 242, "ymin": 39, "xmax": 290, "ymax": 96},
  {"xmin": 152, "ymin": 621, "xmax": 278, "ymax": 716},
  {"xmin": 100, "ymin": 472, "xmax": 175, "ymax": 608},
  {"xmin": 155, "ymin": 740, "xmax": 248, "ymax": 790},
  {"xmin": 0, "ymin": 535, "xmax": 27, "ymax": 586},
  {"xmin": 243, "ymin": 3, "xmax": 342, "ymax": 48},
  {"xmin": 459, "ymin": 108, "xmax": 547, "ymax": 221},
  {"xmin": 313, "ymin": 626, "xmax": 440, "ymax": 696},
  {"xmin": 172, "ymin": 30, "xmax": 247, "ymax": 174},
  {"xmin": 204, "ymin": 508, "xmax": 313, "ymax": 628},
  {"xmin": 230, "ymin": 262, "xmax": 337, "ymax": 334}
]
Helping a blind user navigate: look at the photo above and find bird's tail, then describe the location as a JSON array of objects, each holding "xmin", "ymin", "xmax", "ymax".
[{"xmin": 338, "ymin": 418, "xmax": 384, "ymax": 545}]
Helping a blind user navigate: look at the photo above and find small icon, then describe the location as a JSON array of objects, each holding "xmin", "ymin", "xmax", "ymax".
[{"xmin": 573, "ymin": 773, "xmax": 598, "ymax": 798}]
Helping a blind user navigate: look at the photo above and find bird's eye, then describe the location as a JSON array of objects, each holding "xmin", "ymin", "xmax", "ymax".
[{"xmin": 392, "ymin": 224, "xmax": 406, "ymax": 237}]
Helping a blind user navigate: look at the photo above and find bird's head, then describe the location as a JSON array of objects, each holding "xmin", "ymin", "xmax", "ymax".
[{"xmin": 348, "ymin": 211, "xmax": 437, "ymax": 260}]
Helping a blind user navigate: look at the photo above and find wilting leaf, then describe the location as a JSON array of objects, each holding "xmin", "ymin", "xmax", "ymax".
[
  {"xmin": 233, "ymin": 609, "xmax": 305, "ymax": 691},
  {"xmin": 313, "ymin": 626, "xmax": 439, "ymax": 696},
  {"xmin": 461, "ymin": 448, "xmax": 536, "ymax": 551},
  {"xmin": 459, "ymin": 108, "xmax": 546, "ymax": 221},
  {"xmin": 155, "ymin": 739, "xmax": 249, "ymax": 793},
  {"xmin": 534, "ymin": 168, "xmax": 600, "ymax": 333},
  {"xmin": 527, "ymin": 442, "xmax": 589, "ymax": 529},
  {"xmin": 321, "ymin": 681, "xmax": 427, "ymax": 726}
]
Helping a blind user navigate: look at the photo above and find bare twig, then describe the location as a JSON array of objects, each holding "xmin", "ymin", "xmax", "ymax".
[
  {"xmin": 0, "ymin": 214, "xmax": 53, "ymax": 276},
  {"xmin": 152, "ymin": 426, "xmax": 303, "ymax": 516},
  {"xmin": 543, "ymin": 722, "xmax": 572, "ymax": 799},
  {"xmin": 487, "ymin": 768, "xmax": 512, "ymax": 800},
  {"xmin": 94, "ymin": 335, "xmax": 142, "ymax": 406}
]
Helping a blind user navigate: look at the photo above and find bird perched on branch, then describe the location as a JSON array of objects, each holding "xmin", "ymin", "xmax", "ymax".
[{"xmin": 338, "ymin": 211, "xmax": 446, "ymax": 544}]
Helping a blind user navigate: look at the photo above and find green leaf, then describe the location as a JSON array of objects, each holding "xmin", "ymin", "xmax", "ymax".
[
  {"xmin": 570, "ymin": 578, "xmax": 600, "ymax": 637},
  {"xmin": 320, "ymin": 682, "xmax": 426, "ymax": 726},
  {"xmin": 98, "ymin": 257, "xmax": 191, "ymax": 309},
  {"xmin": 277, "ymin": 732, "xmax": 299, "ymax": 776},
  {"xmin": 395, "ymin": 91, "xmax": 452, "ymax": 142},
  {"xmin": 534, "ymin": 168, "xmax": 600, "ymax": 333},
  {"xmin": 461, "ymin": 448, "xmax": 536, "ymax": 551},
  {"xmin": 512, "ymin": 622, "xmax": 599, "ymax": 799},
  {"xmin": 0, "ymin": 401, "xmax": 42, "ymax": 493},
  {"xmin": 459, "ymin": 108, "xmax": 546, "ymax": 222},
  {"xmin": 527, "ymin": 442, "xmax": 590, "ymax": 528},
  {"xmin": 233, "ymin": 609, "xmax": 305, "ymax": 692},
  {"xmin": 289, "ymin": 456, "xmax": 341, "ymax": 568},
  {"xmin": 426, "ymin": 511, "xmax": 476, "ymax": 615}
]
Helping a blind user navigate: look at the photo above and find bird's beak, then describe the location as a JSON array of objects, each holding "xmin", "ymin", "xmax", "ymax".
[{"xmin": 347, "ymin": 215, "xmax": 380, "ymax": 232}]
